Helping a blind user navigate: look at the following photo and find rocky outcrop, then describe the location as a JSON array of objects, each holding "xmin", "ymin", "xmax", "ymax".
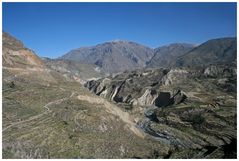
[
  {"xmin": 161, "ymin": 69, "xmax": 188, "ymax": 86},
  {"xmin": 85, "ymin": 69, "xmax": 188, "ymax": 108},
  {"xmin": 136, "ymin": 88, "xmax": 158, "ymax": 106},
  {"xmin": 203, "ymin": 65, "xmax": 236, "ymax": 78},
  {"xmin": 84, "ymin": 66, "xmax": 236, "ymax": 158},
  {"xmin": 204, "ymin": 65, "xmax": 222, "ymax": 77}
]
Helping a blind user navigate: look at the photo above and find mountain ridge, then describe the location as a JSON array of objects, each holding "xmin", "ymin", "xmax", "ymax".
[
  {"xmin": 175, "ymin": 37, "xmax": 237, "ymax": 67},
  {"xmin": 146, "ymin": 43, "xmax": 195, "ymax": 68},
  {"xmin": 60, "ymin": 37, "xmax": 236, "ymax": 72},
  {"xmin": 60, "ymin": 40, "xmax": 154, "ymax": 73}
]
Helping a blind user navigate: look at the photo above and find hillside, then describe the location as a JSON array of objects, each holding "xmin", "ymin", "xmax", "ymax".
[
  {"xmin": 43, "ymin": 58, "xmax": 106, "ymax": 83},
  {"xmin": 2, "ymin": 32, "xmax": 237, "ymax": 159},
  {"xmin": 2, "ymin": 33, "xmax": 169, "ymax": 159},
  {"xmin": 85, "ymin": 66, "xmax": 236, "ymax": 158},
  {"xmin": 3, "ymin": 32, "xmax": 44, "ymax": 68},
  {"xmin": 175, "ymin": 37, "xmax": 237, "ymax": 67},
  {"xmin": 146, "ymin": 43, "xmax": 195, "ymax": 68}
]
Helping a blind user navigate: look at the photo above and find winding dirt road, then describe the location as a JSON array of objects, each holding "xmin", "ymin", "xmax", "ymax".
[{"xmin": 3, "ymin": 91, "xmax": 75, "ymax": 132}]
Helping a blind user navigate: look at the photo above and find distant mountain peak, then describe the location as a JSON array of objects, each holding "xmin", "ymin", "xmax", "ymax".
[
  {"xmin": 61, "ymin": 40, "xmax": 154, "ymax": 73},
  {"xmin": 60, "ymin": 37, "xmax": 236, "ymax": 72},
  {"xmin": 110, "ymin": 39, "xmax": 128, "ymax": 43}
]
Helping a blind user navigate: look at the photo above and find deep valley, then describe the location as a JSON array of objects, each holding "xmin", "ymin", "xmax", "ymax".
[{"xmin": 2, "ymin": 31, "xmax": 237, "ymax": 159}]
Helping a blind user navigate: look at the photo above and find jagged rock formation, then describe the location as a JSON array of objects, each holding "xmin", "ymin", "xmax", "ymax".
[
  {"xmin": 202, "ymin": 64, "xmax": 237, "ymax": 93},
  {"xmin": 85, "ymin": 68, "xmax": 190, "ymax": 108},
  {"xmin": 161, "ymin": 69, "xmax": 189, "ymax": 86},
  {"xmin": 85, "ymin": 66, "xmax": 237, "ymax": 158},
  {"xmin": 137, "ymin": 88, "xmax": 158, "ymax": 106},
  {"xmin": 203, "ymin": 64, "xmax": 236, "ymax": 78},
  {"xmin": 85, "ymin": 68, "xmax": 188, "ymax": 107}
]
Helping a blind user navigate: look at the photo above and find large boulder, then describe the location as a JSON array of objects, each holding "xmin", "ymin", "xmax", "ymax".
[{"xmin": 137, "ymin": 88, "xmax": 158, "ymax": 106}]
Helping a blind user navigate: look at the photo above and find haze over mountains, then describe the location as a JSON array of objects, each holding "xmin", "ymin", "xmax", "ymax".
[{"xmin": 2, "ymin": 31, "xmax": 237, "ymax": 159}]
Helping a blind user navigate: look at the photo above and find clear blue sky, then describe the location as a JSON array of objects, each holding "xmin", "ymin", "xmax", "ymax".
[{"xmin": 3, "ymin": 2, "xmax": 237, "ymax": 58}]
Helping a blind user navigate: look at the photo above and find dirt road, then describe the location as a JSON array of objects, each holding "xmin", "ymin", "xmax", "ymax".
[{"xmin": 3, "ymin": 91, "xmax": 75, "ymax": 132}]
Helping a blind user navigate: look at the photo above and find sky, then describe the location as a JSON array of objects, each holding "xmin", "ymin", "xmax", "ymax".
[{"xmin": 3, "ymin": 2, "xmax": 237, "ymax": 58}]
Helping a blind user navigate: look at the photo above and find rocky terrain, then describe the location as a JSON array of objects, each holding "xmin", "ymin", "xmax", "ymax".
[
  {"xmin": 85, "ymin": 66, "xmax": 237, "ymax": 158},
  {"xmin": 2, "ymin": 32, "xmax": 237, "ymax": 159},
  {"xmin": 2, "ymin": 32, "xmax": 170, "ymax": 159}
]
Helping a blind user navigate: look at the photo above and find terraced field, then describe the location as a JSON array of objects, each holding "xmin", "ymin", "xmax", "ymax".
[{"xmin": 2, "ymin": 70, "xmax": 169, "ymax": 158}]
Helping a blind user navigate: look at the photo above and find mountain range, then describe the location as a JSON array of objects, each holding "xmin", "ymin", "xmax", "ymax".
[
  {"xmin": 2, "ymin": 31, "xmax": 237, "ymax": 159},
  {"xmin": 60, "ymin": 37, "xmax": 236, "ymax": 73},
  {"xmin": 60, "ymin": 40, "xmax": 154, "ymax": 73}
]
